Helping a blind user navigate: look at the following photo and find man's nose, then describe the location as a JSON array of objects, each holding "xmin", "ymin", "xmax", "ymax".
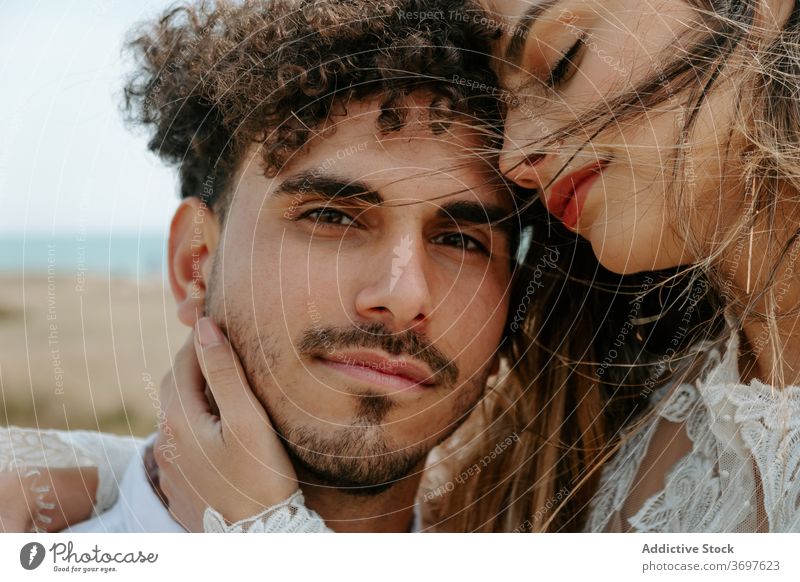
[{"xmin": 354, "ymin": 235, "xmax": 433, "ymax": 333}]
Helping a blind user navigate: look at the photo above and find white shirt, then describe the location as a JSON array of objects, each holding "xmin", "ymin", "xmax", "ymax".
[{"xmin": 68, "ymin": 434, "xmax": 184, "ymax": 533}]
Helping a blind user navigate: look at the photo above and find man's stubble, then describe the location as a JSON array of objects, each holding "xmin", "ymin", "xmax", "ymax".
[{"xmin": 204, "ymin": 256, "xmax": 488, "ymax": 494}]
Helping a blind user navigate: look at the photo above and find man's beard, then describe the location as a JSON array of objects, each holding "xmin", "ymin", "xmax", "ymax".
[
  {"xmin": 282, "ymin": 422, "xmax": 427, "ymax": 495},
  {"xmin": 207, "ymin": 276, "xmax": 486, "ymax": 495}
]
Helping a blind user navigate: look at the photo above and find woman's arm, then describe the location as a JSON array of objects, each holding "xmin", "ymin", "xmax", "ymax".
[
  {"xmin": 0, "ymin": 465, "xmax": 97, "ymax": 532},
  {"xmin": 0, "ymin": 426, "xmax": 144, "ymax": 532}
]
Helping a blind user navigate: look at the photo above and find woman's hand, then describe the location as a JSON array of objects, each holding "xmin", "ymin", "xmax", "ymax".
[{"xmin": 153, "ymin": 317, "xmax": 298, "ymax": 532}]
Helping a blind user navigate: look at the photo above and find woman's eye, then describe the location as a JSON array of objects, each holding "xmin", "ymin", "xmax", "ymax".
[
  {"xmin": 300, "ymin": 208, "xmax": 356, "ymax": 227},
  {"xmin": 433, "ymin": 232, "xmax": 488, "ymax": 255},
  {"xmin": 547, "ymin": 37, "xmax": 584, "ymax": 87}
]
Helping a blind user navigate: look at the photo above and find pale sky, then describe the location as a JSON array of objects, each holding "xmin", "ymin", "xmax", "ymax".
[{"xmin": 0, "ymin": 0, "xmax": 182, "ymax": 236}]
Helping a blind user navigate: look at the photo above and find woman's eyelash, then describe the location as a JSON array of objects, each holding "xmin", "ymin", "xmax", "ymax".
[{"xmin": 547, "ymin": 37, "xmax": 585, "ymax": 87}]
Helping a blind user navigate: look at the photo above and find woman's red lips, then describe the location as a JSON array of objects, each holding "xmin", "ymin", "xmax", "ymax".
[{"xmin": 545, "ymin": 161, "xmax": 608, "ymax": 230}]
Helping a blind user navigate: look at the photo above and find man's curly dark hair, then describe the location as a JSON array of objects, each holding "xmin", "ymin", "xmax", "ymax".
[{"xmin": 122, "ymin": 0, "xmax": 504, "ymax": 212}]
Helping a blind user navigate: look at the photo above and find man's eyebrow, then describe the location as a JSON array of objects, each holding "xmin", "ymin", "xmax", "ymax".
[
  {"xmin": 275, "ymin": 173, "xmax": 383, "ymax": 206},
  {"xmin": 504, "ymin": 0, "xmax": 560, "ymax": 64},
  {"xmin": 436, "ymin": 200, "xmax": 515, "ymax": 238}
]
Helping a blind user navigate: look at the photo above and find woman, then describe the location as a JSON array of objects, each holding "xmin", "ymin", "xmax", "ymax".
[
  {"xmin": 8, "ymin": 0, "xmax": 797, "ymax": 533},
  {"xmin": 483, "ymin": 0, "xmax": 800, "ymax": 532}
]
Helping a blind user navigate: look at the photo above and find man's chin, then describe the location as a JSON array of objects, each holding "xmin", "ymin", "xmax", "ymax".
[{"xmin": 281, "ymin": 426, "xmax": 429, "ymax": 495}]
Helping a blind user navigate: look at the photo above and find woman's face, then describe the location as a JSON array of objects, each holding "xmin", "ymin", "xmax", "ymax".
[{"xmin": 489, "ymin": 0, "xmax": 738, "ymax": 274}]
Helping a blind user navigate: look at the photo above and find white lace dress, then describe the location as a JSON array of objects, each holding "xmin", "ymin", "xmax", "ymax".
[
  {"xmin": 4, "ymin": 318, "xmax": 799, "ymax": 532},
  {"xmin": 586, "ymin": 318, "xmax": 800, "ymax": 532}
]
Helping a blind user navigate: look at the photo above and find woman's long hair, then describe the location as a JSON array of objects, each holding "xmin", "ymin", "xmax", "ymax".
[
  {"xmin": 424, "ymin": 0, "xmax": 800, "ymax": 531},
  {"xmin": 424, "ymin": 200, "xmax": 722, "ymax": 532}
]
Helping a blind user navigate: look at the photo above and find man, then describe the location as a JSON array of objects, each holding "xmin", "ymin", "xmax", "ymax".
[{"xmin": 63, "ymin": 0, "xmax": 528, "ymax": 533}]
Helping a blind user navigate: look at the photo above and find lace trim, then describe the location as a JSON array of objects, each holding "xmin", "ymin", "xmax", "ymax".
[
  {"xmin": 21, "ymin": 468, "xmax": 56, "ymax": 533},
  {"xmin": 584, "ymin": 421, "xmax": 653, "ymax": 532},
  {"xmin": 202, "ymin": 489, "xmax": 332, "ymax": 533}
]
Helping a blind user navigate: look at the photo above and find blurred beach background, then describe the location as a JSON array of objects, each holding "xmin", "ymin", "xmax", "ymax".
[{"xmin": 0, "ymin": 0, "xmax": 185, "ymax": 436}]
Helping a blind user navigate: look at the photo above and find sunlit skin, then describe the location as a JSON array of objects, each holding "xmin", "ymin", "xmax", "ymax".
[
  {"xmin": 167, "ymin": 95, "xmax": 514, "ymax": 530},
  {"xmin": 0, "ymin": 468, "xmax": 98, "ymax": 533},
  {"xmin": 489, "ymin": 0, "xmax": 800, "ymax": 384},
  {"xmin": 8, "ymin": 0, "xmax": 800, "ymax": 534}
]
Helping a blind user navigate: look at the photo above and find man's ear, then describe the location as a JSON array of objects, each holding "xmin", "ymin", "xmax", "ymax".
[{"xmin": 168, "ymin": 197, "xmax": 220, "ymax": 327}]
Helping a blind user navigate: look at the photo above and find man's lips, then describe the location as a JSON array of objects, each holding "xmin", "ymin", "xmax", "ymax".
[
  {"xmin": 316, "ymin": 350, "xmax": 437, "ymax": 393},
  {"xmin": 545, "ymin": 160, "xmax": 608, "ymax": 230}
]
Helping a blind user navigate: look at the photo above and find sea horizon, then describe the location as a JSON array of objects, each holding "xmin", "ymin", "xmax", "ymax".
[{"xmin": 0, "ymin": 232, "xmax": 168, "ymax": 279}]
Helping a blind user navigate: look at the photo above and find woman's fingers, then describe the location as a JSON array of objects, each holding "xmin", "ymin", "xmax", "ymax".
[
  {"xmin": 193, "ymin": 317, "xmax": 273, "ymax": 439},
  {"xmin": 161, "ymin": 328, "xmax": 217, "ymax": 442},
  {"xmin": 153, "ymin": 316, "xmax": 299, "ymax": 527},
  {"xmin": 160, "ymin": 332, "xmax": 208, "ymax": 417}
]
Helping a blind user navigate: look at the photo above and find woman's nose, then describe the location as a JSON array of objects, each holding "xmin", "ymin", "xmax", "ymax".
[{"xmin": 499, "ymin": 149, "xmax": 551, "ymax": 190}]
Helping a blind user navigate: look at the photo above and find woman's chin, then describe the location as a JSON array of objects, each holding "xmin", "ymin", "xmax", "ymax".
[{"xmin": 587, "ymin": 231, "xmax": 682, "ymax": 275}]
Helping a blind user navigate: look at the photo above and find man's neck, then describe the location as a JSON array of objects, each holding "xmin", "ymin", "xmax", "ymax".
[{"xmin": 295, "ymin": 464, "xmax": 424, "ymax": 533}]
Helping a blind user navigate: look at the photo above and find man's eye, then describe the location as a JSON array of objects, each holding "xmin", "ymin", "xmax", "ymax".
[
  {"xmin": 433, "ymin": 232, "xmax": 488, "ymax": 255},
  {"xmin": 300, "ymin": 208, "xmax": 356, "ymax": 227}
]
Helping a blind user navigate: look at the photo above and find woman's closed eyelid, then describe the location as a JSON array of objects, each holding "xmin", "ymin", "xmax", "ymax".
[
  {"xmin": 518, "ymin": 8, "xmax": 594, "ymax": 84},
  {"xmin": 547, "ymin": 34, "xmax": 586, "ymax": 87}
]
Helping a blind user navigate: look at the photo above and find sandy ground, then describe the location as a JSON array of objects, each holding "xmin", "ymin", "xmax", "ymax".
[{"xmin": 0, "ymin": 275, "xmax": 186, "ymax": 436}]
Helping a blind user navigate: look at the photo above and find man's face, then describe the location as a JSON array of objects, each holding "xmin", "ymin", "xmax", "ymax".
[{"xmin": 201, "ymin": 97, "xmax": 513, "ymax": 491}]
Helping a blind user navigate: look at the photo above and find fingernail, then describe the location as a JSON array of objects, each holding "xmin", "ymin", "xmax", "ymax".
[{"xmin": 197, "ymin": 317, "xmax": 224, "ymax": 347}]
